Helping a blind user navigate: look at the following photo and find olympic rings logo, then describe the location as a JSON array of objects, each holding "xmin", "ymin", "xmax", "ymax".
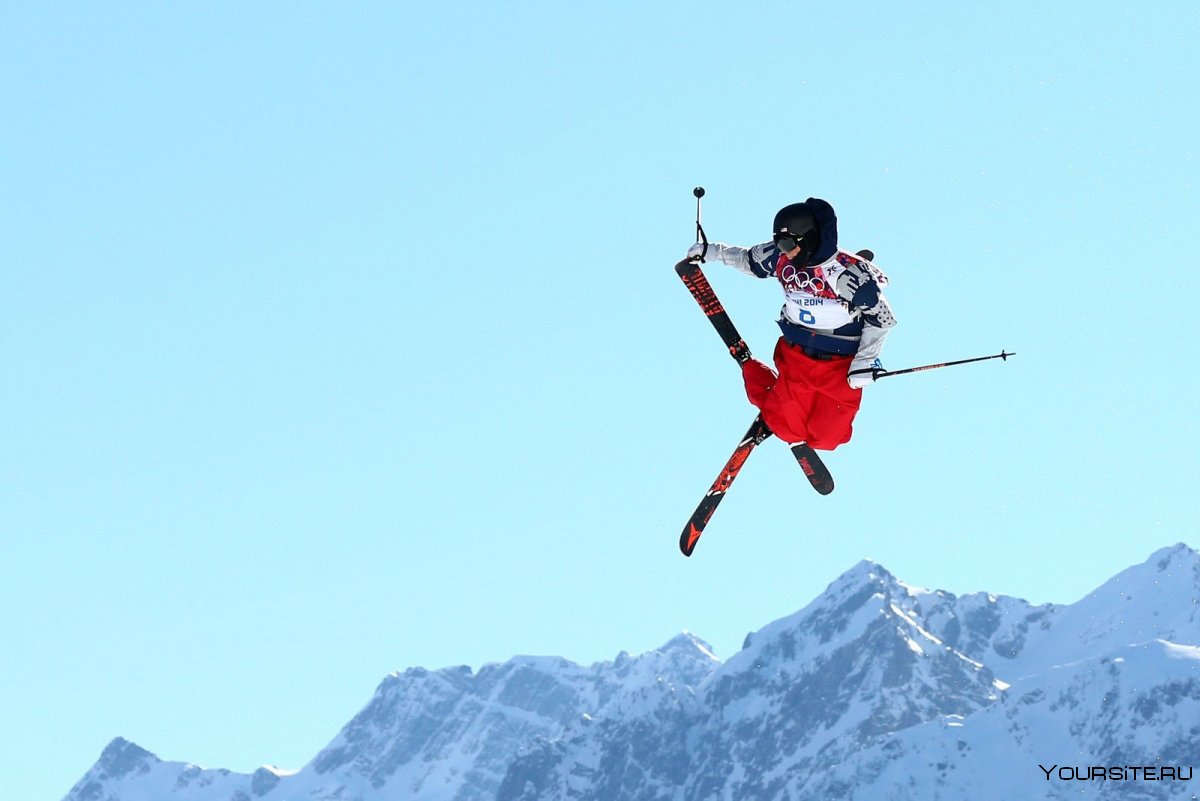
[{"xmin": 779, "ymin": 263, "xmax": 827, "ymax": 295}]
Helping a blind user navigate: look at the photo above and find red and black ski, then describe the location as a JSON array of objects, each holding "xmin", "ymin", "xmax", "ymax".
[
  {"xmin": 675, "ymin": 257, "xmax": 834, "ymax": 555},
  {"xmin": 789, "ymin": 442, "xmax": 834, "ymax": 495},
  {"xmin": 674, "ymin": 259, "xmax": 753, "ymax": 365},
  {"xmin": 679, "ymin": 414, "xmax": 771, "ymax": 557}
]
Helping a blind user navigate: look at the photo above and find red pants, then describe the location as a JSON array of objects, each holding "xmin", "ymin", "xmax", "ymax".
[{"xmin": 741, "ymin": 338, "xmax": 863, "ymax": 450}]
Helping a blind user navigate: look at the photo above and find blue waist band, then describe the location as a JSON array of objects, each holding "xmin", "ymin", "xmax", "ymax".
[{"xmin": 777, "ymin": 319, "xmax": 860, "ymax": 357}]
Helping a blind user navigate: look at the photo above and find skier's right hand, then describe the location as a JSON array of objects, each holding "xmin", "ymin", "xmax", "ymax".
[{"xmin": 686, "ymin": 242, "xmax": 709, "ymax": 261}]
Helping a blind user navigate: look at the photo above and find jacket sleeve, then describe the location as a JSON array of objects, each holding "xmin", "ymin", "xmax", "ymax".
[
  {"xmin": 705, "ymin": 241, "xmax": 779, "ymax": 279},
  {"xmin": 833, "ymin": 258, "xmax": 898, "ymax": 365}
]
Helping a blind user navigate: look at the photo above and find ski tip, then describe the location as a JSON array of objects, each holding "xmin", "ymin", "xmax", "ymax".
[
  {"xmin": 789, "ymin": 443, "xmax": 835, "ymax": 495},
  {"xmin": 679, "ymin": 523, "xmax": 703, "ymax": 557},
  {"xmin": 855, "ymin": 249, "xmax": 875, "ymax": 262}
]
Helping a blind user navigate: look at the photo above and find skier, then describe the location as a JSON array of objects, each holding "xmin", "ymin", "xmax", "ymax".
[{"xmin": 686, "ymin": 198, "xmax": 897, "ymax": 450}]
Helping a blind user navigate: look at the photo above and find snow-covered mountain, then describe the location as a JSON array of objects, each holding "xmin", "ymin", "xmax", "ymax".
[{"xmin": 64, "ymin": 544, "xmax": 1200, "ymax": 801}]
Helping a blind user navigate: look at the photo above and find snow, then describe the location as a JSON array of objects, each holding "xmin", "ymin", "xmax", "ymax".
[
  {"xmin": 896, "ymin": 578, "xmax": 933, "ymax": 597},
  {"xmin": 992, "ymin": 543, "xmax": 1200, "ymax": 680},
  {"xmin": 889, "ymin": 601, "xmax": 944, "ymax": 646},
  {"xmin": 672, "ymin": 630, "xmax": 719, "ymax": 661},
  {"xmin": 1162, "ymin": 640, "xmax": 1200, "ymax": 660},
  {"xmin": 260, "ymin": 765, "xmax": 299, "ymax": 777}
]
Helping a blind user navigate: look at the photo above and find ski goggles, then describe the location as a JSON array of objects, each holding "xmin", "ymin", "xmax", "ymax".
[{"xmin": 773, "ymin": 232, "xmax": 802, "ymax": 253}]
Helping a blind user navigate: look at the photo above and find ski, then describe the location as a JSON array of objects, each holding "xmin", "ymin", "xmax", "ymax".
[
  {"xmin": 790, "ymin": 442, "xmax": 835, "ymax": 495},
  {"xmin": 674, "ymin": 257, "xmax": 836, "ymax": 554},
  {"xmin": 679, "ymin": 414, "xmax": 771, "ymax": 557},
  {"xmin": 674, "ymin": 258, "xmax": 753, "ymax": 365}
]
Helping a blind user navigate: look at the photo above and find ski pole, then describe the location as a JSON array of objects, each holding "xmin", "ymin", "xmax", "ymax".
[
  {"xmin": 693, "ymin": 186, "xmax": 709, "ymax": 261},
  {"xmin": 850, "ymin": 350, "xmax": 1015, "ymax": 382}
]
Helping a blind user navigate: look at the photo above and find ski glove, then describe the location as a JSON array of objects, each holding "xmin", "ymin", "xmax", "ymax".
[
  {"xmin": 686, "ymin": 242, "xmax": 709, "ymax": 261},
  {"xmin": 848, "ymin": 358, "xmax": 884, "ymax": 389}
]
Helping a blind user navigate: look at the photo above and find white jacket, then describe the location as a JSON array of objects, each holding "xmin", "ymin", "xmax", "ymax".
[{"xmin": 704, "ymin": 241, "xmax": 897, "ymax": 369}]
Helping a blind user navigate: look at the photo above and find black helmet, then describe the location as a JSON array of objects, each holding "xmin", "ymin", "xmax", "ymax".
[{"xmin": 772, "ymin": 202, "xmax": 821, "ymax": 264}]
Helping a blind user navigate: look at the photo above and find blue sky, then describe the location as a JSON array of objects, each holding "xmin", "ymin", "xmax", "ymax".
[{"xmin": 2, "ymin": 2, "xmax": 1198, "ymax": 799}]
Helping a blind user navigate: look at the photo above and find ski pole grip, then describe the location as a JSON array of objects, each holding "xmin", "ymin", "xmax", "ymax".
[
  {"xmin": 694, "ymin": 187, "xmax": 709, "ymax": 262},
  {"xmin": 848, "ymin": 366, "xmax": 888, "ymax": 382}
]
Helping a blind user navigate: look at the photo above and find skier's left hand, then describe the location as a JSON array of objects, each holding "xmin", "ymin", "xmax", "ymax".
[
  {"xmin": 686, "ymin": 242, "xmax": 708, "ymax": 261},
  {"xmin": 848, "ymin": 358, "xmax": 884, "ymax": 389}
]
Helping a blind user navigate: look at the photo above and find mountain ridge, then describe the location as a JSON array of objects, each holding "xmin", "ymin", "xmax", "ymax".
[{"xmin": 64, "ymin": 543, "xmax": 1200, "ymax": 801}]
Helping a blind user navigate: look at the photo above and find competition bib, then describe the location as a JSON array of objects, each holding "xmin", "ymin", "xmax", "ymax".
[{"xmin": 776, "ymin": 257, "xmax": 854, "ymax": 329}]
